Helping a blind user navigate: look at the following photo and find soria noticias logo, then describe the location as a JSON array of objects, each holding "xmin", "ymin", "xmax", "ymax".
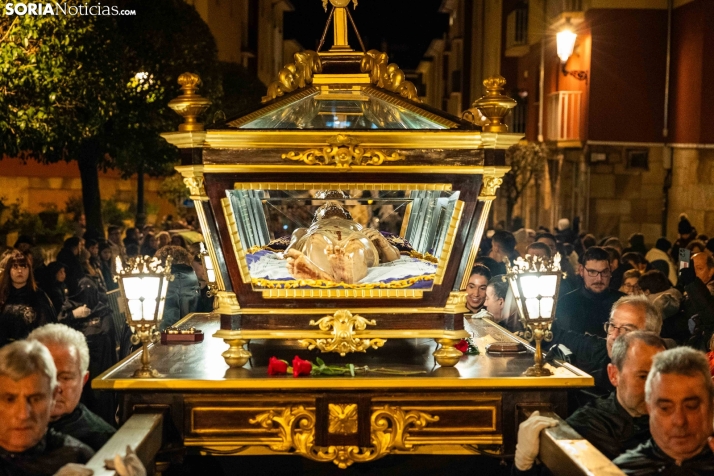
[{"xmin": 4, "ymin": 2, "xmax": 136, "ymax": 16}]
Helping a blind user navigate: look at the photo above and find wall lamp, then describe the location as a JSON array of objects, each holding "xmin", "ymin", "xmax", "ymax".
[{"xmin": 556, "ymin": 21, "xmax": 588, "ymax": 82}]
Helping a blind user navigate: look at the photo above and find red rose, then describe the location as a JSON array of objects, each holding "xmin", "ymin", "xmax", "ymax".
[
  {"xmin": 292, "ymin": 355, "xmax": 313, "ymax": 377},
  {"xmin": 455, "ymin": 339, "xmax": 469, "ymax": 353},
  {"xmin": 268, "ymin": 356, "xmax": 288, "ymax": 375}
]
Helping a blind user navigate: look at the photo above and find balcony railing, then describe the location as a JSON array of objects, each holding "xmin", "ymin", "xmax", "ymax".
[
  {"xmin": 547, "ymin": 91, "xmax": 582, "ymax": 143},
  {"xmin": 506, "ymin": 7, "xmax": 529, "ymax": 57}
]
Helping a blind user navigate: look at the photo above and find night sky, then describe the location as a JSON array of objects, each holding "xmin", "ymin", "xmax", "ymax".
[{"xmin": 284, "ymin": 0, "xmax": 449, "ymax": 70}]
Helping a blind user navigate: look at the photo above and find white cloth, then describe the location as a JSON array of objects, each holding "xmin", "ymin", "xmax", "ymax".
[
  {"xmin": 645, "ymin": 247, "xmax": 678, "ymax": 285},
  {"xmin": 514, "ymin": 411, "xmax": 559, "ymax": 471}
]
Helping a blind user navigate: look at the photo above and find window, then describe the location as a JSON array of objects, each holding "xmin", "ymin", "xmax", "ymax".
[{"xmin": 627, "ymin": 149, "xmax": 649, "ymax": 170}]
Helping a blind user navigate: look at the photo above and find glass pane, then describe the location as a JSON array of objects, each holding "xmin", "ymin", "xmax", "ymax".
[
  {"xmin": 226, "ymin": 188, "xmax": 461, "ymax": 290},
  {"xmin": 537, "ymin": 275, "xmax": 558, "ymax": 299},
  {"xmin": 525, "ymin": 298, "xmax": 540, "ymax": 319},
  {"xmin": 239, "ymin": 91, "xmax": 448, "ymax": 130},
  {"xmin": 519, "ymin": 275, "xmax": 539, "ymax": 299},
  {"xmin": 540, "ymin": 297, "xmax": 554, "ymax": 319}
]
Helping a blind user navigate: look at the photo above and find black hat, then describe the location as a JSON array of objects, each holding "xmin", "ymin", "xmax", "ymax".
[
  {"xmin": 655, "ymin": 237, "xmax": 672, "ymax": 252},
  {"xmin": 678, "ymin": 214, "xmax": 693, "ymax": 235}
]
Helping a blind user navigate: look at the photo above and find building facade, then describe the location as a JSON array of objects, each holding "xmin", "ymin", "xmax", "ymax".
[{"xmin": 420, "ymin": 0, "xmax": 712, "ymax": 245}]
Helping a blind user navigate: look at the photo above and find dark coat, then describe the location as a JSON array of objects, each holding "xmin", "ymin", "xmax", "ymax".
[
  {"xmin": 0, "ymin": 429, "xmax": 93, "ymax": 476},
  {"xmin": 555, "ymin": 287, "xmax": 625, "ymax": 337},
  {"xmin": 49, "ymin": 403, "xmax": 116, "ymax": 451},
  {"xmin": 160, "ymin": 263, "xmax": 200, "ymax": 330},
  {"xmin": 0, "ymin": 285, "xmax": 56, "ymax": 347},
  {"xmin": 56, "ymin": 248, "xmax": 84, "ymax": 295},
  {"xmin": 614, "ymin": 438, "xmax": 714, "ymax": 475},
  {"xmin": 567, "ymin": 391, "xmax": 650, "ymax": 460}
]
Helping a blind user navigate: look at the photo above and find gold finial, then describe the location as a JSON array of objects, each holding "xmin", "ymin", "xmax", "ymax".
[
  {"xmin": 168, "ymin": 72, "xmax": 212, "ymax": 132},
  {"xmin": 471, "ymin": 75, "xmax": 517, "ymax": 133},
  {"xmin": 320, "ymin": 0, "xmax": 358, "ymax": 52}
]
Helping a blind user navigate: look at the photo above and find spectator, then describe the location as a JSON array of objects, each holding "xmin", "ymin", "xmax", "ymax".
[
  {"xmin": 638, "ymin": 270, "xmax": 682, "ymax": 320},
  {"xmin": 475, "ymin": 255, "xmax": 505, "ymax": 277},
  {"xmin": 28, "ymin": 324, "xmax": 115, "ymax": 451},
  {"xmin": 0, "ymin": 340, "xmax": 93, "ymax": 474},
  {"xmin": 514, "ymin": 331, "xmax": 666, "ymax": 474},
  {"xmin": 466, "ymin": 265, "xmax": 491, "ymax": 314},
  {"xmin": 122, "ymin": 227, "xmax": 140, "ymax": 249},
  {"xmin": 125, "ymin": 243, "xmax": 140, "ymax": 259},
  {"xmin": 484, "ymin": 278, "xmax": 521, "ymax": 333},
  {"xmin": 555, "ymin": 247, "xmax": 625, "ymax": 337},
  {"xmin": 645, "ymin": 238, "xmax": 677, "ymax": 286},
  {"xmin": 535, "ymin": 232, "xmax": 558, "ymax": 258},
  {"xmin": 525, "ymin": 242, "xmax": 551, "ymax": 259},
  {"xmin": 556, "ymin": 217, "xmax": 577, "ymax": 245},
  {"xmin": 154, "ymin": 246, "xmax": 200, "ymax": 330},
  {"xmin": 705, "ymin": 238, "xmax": 714, "ymax": 257},
  {"xmin": 56, "ymin": 237, "xmax": 85, "ymax": 295},
  {"xmin": 603, "ymin": 237, "xmax": 624, "ymax": 255},
  {"xmin": 671, "ymin": 213, "xmax": 697, "ymax": 263},
  {"xmin": 0, "ymin": 251, "xmax": 56, "ymax": 347},
  {"xmin": 614, "ymin": 347, "xmax": 714, "ymax": 474},
  {"xmin": 620, "ymin": 269, "xmax": 642, "ymax": 295},
  {"xmin": 97, "ymin": 242, "xmax": 117, "ymax": 292},
  {"xmin": 580, "ymin": 233, "xmax": 597, "ymax": 252},
  {"xmin": 605, "ymin": 245, "xmax": 628, "ymax": 291},
  {"xmin": 106, "ymin": 226, "xmax": 124, "ymax": 260},
  {"xmin": 38, "ymin": 261, "xmax": 69, "ymax": 318},
  {"xmin": 191, "ymin": 253, "xmax": 214, "ymax": 314},
  {"xmin": 687, "ymin": 239, "xmax": 706, "ymax": 254},
  {"xmin": 156, "ymin": 231, "xmax": 171, "ymax": 250},
  {"xmin": 680, "ymin": 253, "xmax": 714, "ymax": 351},
  {"xmin": 621, "ymin": 252, "xmax": 648, "ymax": 273},
  {"xmin": 13, "ymin": 235, "xmax": 34, "ymax": 253},
  {"xmin": 170, "ymin": 234, "xmax": 188, "ymax": 249},
  {"xmin": 623, "ymin": 233, "xmax": 648, "ymax": 256},
  {"xmin": 139, "ymin": 232, "xmax": 158, "ymax": 258},
  {"xmin": 692, "ymin": 252, "xmax": 714, "ymax": 296}
]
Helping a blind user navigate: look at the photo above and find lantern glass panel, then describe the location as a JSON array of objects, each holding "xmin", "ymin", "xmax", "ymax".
[
  {"xmin": 519, "ymin": 275, "xmax": 539, "ymax": 299},
  {"xmin": 537, "ymin": 274, "xmax": 558, "ymax": 299},
  {"xmin": 123, "ymin": 276, "xmax": 143, "ymax": 300},
  {"xmin": 156, "ymin": 278, "xmax": 169, "ymax": 325},
  {"xmin": 525, "ymin": 298, "xmax": 540, "ymax": 319},
  {"xmin": 556, "ymin": 29, "xmax": 577, "ymax": 63},
  {"xmin": 206, "ymin": 267, "xmax": 216, "ymax": 283},
  {"xmin": 540, "ymin": 297, "xmax": 554, "ymax": 319}
]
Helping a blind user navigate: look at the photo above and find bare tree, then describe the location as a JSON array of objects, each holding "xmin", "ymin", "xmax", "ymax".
[{"xmin": 502, "ymin": 142, "xmax": 549, "ymax": 229}]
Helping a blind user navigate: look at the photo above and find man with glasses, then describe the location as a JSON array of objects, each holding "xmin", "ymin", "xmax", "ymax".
[{"xmin": 554, "ymin": 247, "xmax": 625, "ymax": 337}]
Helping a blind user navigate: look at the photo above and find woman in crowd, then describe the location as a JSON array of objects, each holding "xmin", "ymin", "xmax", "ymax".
[
  {"xmin": 39, "ymin": 261, "xmax": 69, "ymax": 317},
  {"xmin": 154, "ymin": 246, "xmax": 200, "ymax": 330},
  {"xmin": 466, "ymin": 264, "xmax": 491, "ymax": 314},
  {"xmin": 619, "ymin": 269, "xmax": 641, "ymax": 295},
  {"xmin": 98, "ymin": 242, "xmax": 118, "ymax": 291},
  {"xmin": 156, "ymin": 231, "xmax": 171, "ymax": 250},
  {"xmin": 140, "ymin": 232, "xmax": 158, "ymax": 257},
  {"xmin": 483, "ymin": 278, "xmax": 522, "ymax": 333},
  {"xmin": 0, "ymin": 250, "xmax": 56, "ymax": 347}
]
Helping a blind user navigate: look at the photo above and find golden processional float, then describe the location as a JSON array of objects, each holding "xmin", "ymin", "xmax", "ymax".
[{"xmin": 93, "ymin": 1, "xmax": 601, "ymax": 471}]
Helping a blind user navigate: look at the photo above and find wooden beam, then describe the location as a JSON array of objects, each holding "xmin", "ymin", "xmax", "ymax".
[
  {"xmin": 85, "ymin": 412, "xmax": 164, "ymax": 476},
  {"xmin": 538, "ymin": 411, "xmax": 625, "ymax": 476}
]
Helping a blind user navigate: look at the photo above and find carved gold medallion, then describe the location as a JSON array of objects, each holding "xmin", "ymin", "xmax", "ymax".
[
  {"xmin": 299, "ymin": 310, "xmax": 386, "ymax": 356},
  {"xmin": 328, "ymin": 404, "xmax": 358, "ymax": 435}
]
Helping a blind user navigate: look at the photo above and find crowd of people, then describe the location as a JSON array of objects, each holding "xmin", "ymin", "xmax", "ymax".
[
  {"xmin": 464, "ymin": 214, "xmax": 714, "ymax": 474},
  {"xmin": 0, "ymin": 223, "xmax": 212, "ymax": 475}
]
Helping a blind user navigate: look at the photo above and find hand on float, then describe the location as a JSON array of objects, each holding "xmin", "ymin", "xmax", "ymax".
[
  {"xmin": 514, "ymin": 410, "xmax": 558, "ymax": 471},
  {"xmin": 53, "ymin": 463, "xmax": 93, "ymax": 475}
]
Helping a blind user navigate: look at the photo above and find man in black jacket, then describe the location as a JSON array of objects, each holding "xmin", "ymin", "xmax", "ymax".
[
  {"xmin": 614, "ymin": 347, "xmax": 714, "ymax": 475},
  {"xmin": 513, "ymin": 332, "xmax": 666, "ymax": 474},
  {"xmin": 555, "ymin": 247, "xmax": 625, "ymax": 337},
  {"xmin": 0, "ymin": 340, "xmax": 93, "ymax": 476},
  {"xmin": 28, "ymin": 324, "xmax": 115, "ymax": 452}
]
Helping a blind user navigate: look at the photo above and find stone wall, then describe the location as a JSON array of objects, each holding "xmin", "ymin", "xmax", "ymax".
[{"xmin": 667, "ymin": 147, "xmax": 714, "ymax": 240}]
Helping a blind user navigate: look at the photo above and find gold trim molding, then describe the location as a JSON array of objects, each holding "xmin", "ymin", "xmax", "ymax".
[
  {"xmin": 328, "ymin": 404, "xmax": 358, "ymax": 435},
  {"xmin": 480, "ymin": 175, "xmax": 504, "ymax": 197},
  {"xmin": 176, "ymin": 165, "xmax": 207, "ymax": 200},
  {"xmin": 232, "ymin": 182, "xmax": 452, "ymax": 192},
  {"xmin": 221, "ymin": 198, "xmax": 252, "ymax": 283},
  {"xmin": 434, "ymin": 200, "xmax": 464, "ymax": 285},
  {"xmin": 263, "ymin": 51, "xmax": 322, "ymax": 103},
  {"xmin": 299, "ymin": 310, "xmax": 386, "ymax": 356},
  {"xmin": 361, "ymin": 50, "xmax": 421, "ymax": 103},
  {"xmin": 249, "ymin": 404, "xmax": 438, "ymax": 469},
  {"xmin": 282, "ymin": 134, "xmax": 404, "ymax": 169}
]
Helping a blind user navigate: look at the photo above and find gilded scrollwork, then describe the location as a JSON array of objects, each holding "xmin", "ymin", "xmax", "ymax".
[
  {"xmin": 249, "ymin": 404, "xmax": 438, "ymax": 469},
  {"xmin": 183, "ymin": 175, "xmax": 206, "ymax": 198},
  {"xmin": 328, "ymin": 404, "xmax": 358, "ymax": 435},
  {"xmin": 480, "ymin": 175, "xmax": 504, "ymax": 197},
  {"xmin": 282, "ymin": 134, "xmax": 404, "ymax": 169},
  {"xmin": 298, "ymin": 310, "xmax": 386, "ymax": 356},
  {"xmin": 263, "ymin": 51, "xmax": 323, "ymax": 103},
  {"xmin": 360, "ymin": 50, "xmax": 421, "ymax": 102}
]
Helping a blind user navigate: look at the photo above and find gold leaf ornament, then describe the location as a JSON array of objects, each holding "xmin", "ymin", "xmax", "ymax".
[
  {"xmin": 299, "ymin": 310, "xmax": 386, "ymax": 356},
  {"xmin": 282, "ymin": 134, "xmax": 404, "ymax": 169}
]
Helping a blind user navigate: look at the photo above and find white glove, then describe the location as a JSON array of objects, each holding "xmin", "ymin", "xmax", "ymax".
[
  {"xmin": 514, "ymin": 411, "xmax": 558, "ymax": 471},
  {"xmin": 72, "ymin": 305, "xmax": 91, "ymax": 318},
  {"xmin": 105, "ymin": 446, "xmax": 147, "ymax": 476},
  {"xmin": 53, "ymin": 463, "xmax": 93, "ymax": 475}
]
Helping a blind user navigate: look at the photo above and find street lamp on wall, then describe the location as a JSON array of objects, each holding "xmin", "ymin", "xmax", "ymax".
[{"xmin": 556, "ymin": 21, "xmax": 588, "ymax": 82}]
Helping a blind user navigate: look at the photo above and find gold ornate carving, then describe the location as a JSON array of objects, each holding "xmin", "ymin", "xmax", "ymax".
[
  {"xmin": 433, "ymin": 338, "xmax": 463, "ymax": 367},
  {"xmin": 444, "ymin": 292, "xmax": 469, "ymax": 313},
  {"xmin": 249, "ymin": 404, "xmax": 438, "ymax": 469},
  {"xmin": 263, "ymin": 51, "xmax": 323, "ymax": 103},
  {"xmin": 360, "ymin": 50, "xmax": 421, "ymax": 102},
  {"xmin": 168, "ymin": 73, "xmax": 212, "ymax": 132},
  {"xmin": 282, "ymin": 134, "xmax": 404, "ymax": 169},
  {"xmin": 298, "ymin": 310, "xmax": 386, "ymax": 356},
  {"xmin": 323, "ymin": 0, "xmax": 357, "ymax": 10},
  {"xmin": 328, "ymin": 404, "xmax": 358, "ymax": 435},
  {"xmin": 213, "ymin": 331, "xmax": 251, "ymax": 369},
  {"xmin": 232, "ymin": 182, "xmax": 452, "ymax": 192},
  {"xmin": 471, "ymin": 76, "xmax": 517, "ymax": 133},
  {"xmin": 183, "ymin": 176, "xmax": 205, "ymax": 198},
  {"xmin": 481, "ymin": 175, "xmax": 504, "ymax": 197}
]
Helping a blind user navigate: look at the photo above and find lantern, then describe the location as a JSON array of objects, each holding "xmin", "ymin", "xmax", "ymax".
[
  {"xmin": 199, "ymin": 242, "xmax": 217, "ymax": 297},
  {"xmin": 115, "ymin": 255, "xmax": 173, "ymax": 378},
  {"xmin": 505, "ymin": 254, "xmax": 563, "ymax": 377}
]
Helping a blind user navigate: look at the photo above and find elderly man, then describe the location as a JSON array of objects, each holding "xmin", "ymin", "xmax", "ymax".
[
  {"xmin": 554, "ymin": 294, "xmax": 664, "ymax": 396},
  {"xmin": 513, "ymin": 332, "xmax": 666, "ymax": 474},
  {"xmin": 555, "ymin": 246, "xmax": 625, "ymax": 337},
  {"xmin": 0, "ymin": 340, "xmax": 93, "ymax": 475},
  {"xmin": 614, "ymin": 347, "xmax": 714, "ymax": 474},
  {"xmin": 28, "ymin": 324, "xmax": 115, "ymax": 451}
]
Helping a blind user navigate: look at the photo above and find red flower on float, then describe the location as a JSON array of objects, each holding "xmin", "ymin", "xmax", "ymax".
[
  {"xmin": 292, "ymin": 355, "xmax": 313, "ymax": 377},
  {"xmin": 267, "ymin": 356, "xmax": 289, "ymax": 375},
  {"xmin": 455, "ymin": 339, "xmax": 469, "ymax": 353}
]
